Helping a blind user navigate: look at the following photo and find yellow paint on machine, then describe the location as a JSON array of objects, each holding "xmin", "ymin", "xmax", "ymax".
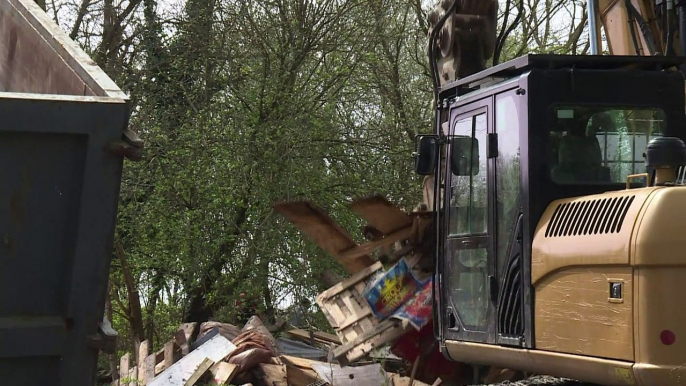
[
  {"xmin": 614, "ymin": 367, "xmax": 635, "ymax": 385},
  {"xmin": 443, "ymin": 185, "xmax": 686, "ymax": 385}
]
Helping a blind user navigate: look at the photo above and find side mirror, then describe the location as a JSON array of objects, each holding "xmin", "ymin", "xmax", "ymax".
[
  {"xmin": 414, "ymin": 135, "xmax": 439, "ymax": 175},
  {"xmin": 451, "ymin": 136, "xmax": 479, "ymax": 176}
]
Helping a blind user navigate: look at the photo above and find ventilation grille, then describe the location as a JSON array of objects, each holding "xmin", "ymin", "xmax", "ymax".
[
  {"xmin": 498, "ymin": 214, "xmax": 524, "ymax": 340},
  {"xmin": 498, "ymin": 248, "xmax": 523, "ymax": 337},
  {"xmin": 545, "ymin": 195, "xmax": 636, "ymax": 238}
]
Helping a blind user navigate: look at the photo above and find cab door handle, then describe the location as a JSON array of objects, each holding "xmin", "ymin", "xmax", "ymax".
[{"xmin": 489, "ymin": 275, "xmax": 499, "ymax": 303}]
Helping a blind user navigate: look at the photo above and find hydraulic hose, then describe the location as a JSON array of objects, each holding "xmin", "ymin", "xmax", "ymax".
[
  {"xmin": 679, "ymin": 2, "xmax": 686, "ymax": 74},
  {"xmin": 624, "ymin": 0, "xmax": 660, "ymax": 55}
]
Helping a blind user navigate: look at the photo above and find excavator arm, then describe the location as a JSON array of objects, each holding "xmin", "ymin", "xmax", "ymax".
[
  {"xmin": 594, "ymin": 0, "xmax": 686, "ymax": 71},
  {"xmin": 428, "ymin": 0, "xmax": 686, "ymax": 79},
  {"xmin": 427, "ymin": 0, "xmax": 498, "ymax": 88}
]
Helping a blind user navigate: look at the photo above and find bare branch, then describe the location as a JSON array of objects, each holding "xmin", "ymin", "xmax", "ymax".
[{"xmin": 70, "ymin": 0, "xmax": 92, "ymax": 40}]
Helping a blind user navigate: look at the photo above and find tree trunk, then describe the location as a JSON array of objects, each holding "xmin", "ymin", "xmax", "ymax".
[
  {"xmin": 105, "ymin": 281, "xmax": 119, "ymax": 382},
  {"xmin": 115, "ymin": 241, "xmax": 146, "ymax": 359},
  {"xmin": 145, "ymin": 271, "xmax": 164, "ymax": 346}
]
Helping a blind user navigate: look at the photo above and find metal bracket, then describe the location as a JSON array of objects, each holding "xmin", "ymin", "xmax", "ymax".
[
  {"xmin": 108, "ymin": 127, "xmax": 144, "ymax": 161},
  {"xmin": 86, "ymin": 317, "xmax": 118, "ymax": 354}
]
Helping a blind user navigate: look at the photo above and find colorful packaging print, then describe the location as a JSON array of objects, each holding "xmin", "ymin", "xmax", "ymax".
[
  {"xmin": 364, "ymin": 258, "xmax": 425, "ymax": 319},
  {"xmin": 391, "ymin": 278, "xmax": 433, "ymax": 331}
]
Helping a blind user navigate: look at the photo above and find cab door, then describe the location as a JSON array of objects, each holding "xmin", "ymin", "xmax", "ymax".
[{"xmin": 442, "ymin": 98, "xmax": 496, "ymax": 344}]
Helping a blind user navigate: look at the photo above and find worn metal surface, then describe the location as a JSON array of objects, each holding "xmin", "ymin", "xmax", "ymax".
[
  {"xmin": 0, "ymin": 0, "xmax": 128, "ymax": 97},
  {"xmin": 276, "ymin": 338, "xmax": 326, "ymax": 360},
  {"xmin": 0, "ymin": 0, "xmax": 132, "ymax": 385},
  {"xmin": 0, "ymin": 95, "xmax": 129, "ymax": 385}
]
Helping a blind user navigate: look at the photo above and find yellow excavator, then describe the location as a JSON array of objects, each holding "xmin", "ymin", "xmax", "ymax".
[{"xmin": 414, "ymin": 1, "xmax": 686, "ymax": 385}]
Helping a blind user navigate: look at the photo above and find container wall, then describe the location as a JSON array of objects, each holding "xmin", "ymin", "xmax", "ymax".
[
  {"xmin": 0, "ymin": 0, "xmax": 127, "ymax": 98},
  {"xmin": 0, "ymin": 95, "xmax": 128, "ymax": 385}
]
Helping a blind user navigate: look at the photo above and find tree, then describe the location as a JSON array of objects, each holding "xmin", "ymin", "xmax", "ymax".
[{"xmin": 37, "ymin": 2, "xmax": 595, "ymax": 377}]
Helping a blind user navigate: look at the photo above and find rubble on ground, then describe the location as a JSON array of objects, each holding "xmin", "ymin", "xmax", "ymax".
[
  {"xmin": 112, "ymin": 315, "xmax": 441, "ymax": 386},
  {"xmin": 110, "ymin": 195, "xmax": 583, "ymax": 385}
]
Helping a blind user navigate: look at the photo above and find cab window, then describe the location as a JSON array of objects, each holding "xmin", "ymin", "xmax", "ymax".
[{"xmin": 549, "ymin": 106, "xmax": 666, "ymax": 184}]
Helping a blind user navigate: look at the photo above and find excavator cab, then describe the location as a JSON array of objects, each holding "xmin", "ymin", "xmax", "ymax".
[{"xmin": 414, "ymin": 53, "xmax": 686, "ymax": 385}]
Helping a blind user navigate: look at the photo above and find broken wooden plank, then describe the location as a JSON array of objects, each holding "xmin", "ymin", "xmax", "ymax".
[
  {"xmin": 284, "ymin": 329, "xmax": 341, "ymax": 345},
  {"xmin": 273, "ymin": 201, "xmax": 374, "ymax": 273},
  {"xmin": 390, "ymin": 374, "xmax": 433, "ymax": 386},
  {"xmin": 184, "ymin": 357, "xmax": 214, "ymax": 386},
  {"xmin": 350, "ymin": 195, "xmax": 414, "ymax": 235},
  {"xmin": 254, "ymin": 364, "xmax": 288, "ymax": 386},
  {"xmin": 149, "ymin": 334, "xmax": 236, "ymax": 386},
  {"xmin": 119, "ymin": 354, "xmax": 130, "ymax": 386},
  {"xmin": 285, "ymin": 363, "xmax": 320, "ymax": 386},
  {"xmin": 311, "ymin": 362, "xmax": 389, "ymax": 386},
  {"xmin": 127, "ymin": 367, "xmax": 138, "ymax": 385},
  {"xmin": 279, "ymin": 355, "xmax": 326, "ymax": 369},
  {"xmin": 333, "ymin": 319, "xmax": 411, "ymax": 366},
  {"xmin": 316, "ymin": 261, "xmax": 383, "ymax": 301},
  {"xmin": 175, "ymin": 322, "xmax": 197, "ymax": 356},
  {"xmin": 145, "ymin": 354, "xmax": 156, "ymax": 383},
  {"xmin": 138, "ymin": 340, "xmax": 149, "ymax": 383},
  {"xmin": 164, "ymin": 341, "xmax": 176, "ymax": 370},
  {"xmin": 338, "ymin": 226, "xmax": 413, "ymax": 261},
  {"xmin": 208, "ymin": 362, "xmax": 238, "ymax": 385},
  {"xmin": 153, "ymin": 339, "xmax": 180, "ymax": 369}
]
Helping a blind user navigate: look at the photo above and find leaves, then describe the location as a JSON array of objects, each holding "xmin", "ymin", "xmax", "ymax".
[{"xmin": 42, "ymin": 0, "xmax": 592, "ymax": 360}]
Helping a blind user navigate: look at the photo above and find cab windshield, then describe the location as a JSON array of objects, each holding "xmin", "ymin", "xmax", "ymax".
[{"xmin": 549, "ymin": 106, "xmax": 666, "ymax": 184}]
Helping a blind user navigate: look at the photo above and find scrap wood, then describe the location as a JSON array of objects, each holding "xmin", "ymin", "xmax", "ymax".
[
  {"xmin": 148, "ymin": 334, "xmax": 236, "ymax": 386},
  {"xmin": 350, "ymin": 195, "xmax": 413, "ymax": 235},
  {"xmin": 208, "ymin": 362, "xmax": 238, "ymax": 385},
  {"xmin": 175, "ymin": 322, "xmax": 198, "ymax": 356},
  {"xmin": 198, "ymin": 321, "xmax": 241, "ymax": 342},
  {"xmin": 334, "ymin": 319, "xmax": 412, "ymax": 366},
  {"xmin": 390, "ymin": 374, "xmax": 433, "ymax": 386},
  {"xmin": 253, "ymin": 364, "xmax": 288, "ymax": 386},
  {"xmin": 279, "ymin": 356, "xmax": 328, "ymax": 386},
  {"xmin": 311, "ymin": 362, "xmax": 389, "ymax": 386},
  {"xmin": 338, "ymin": 226, "xmax": 413, "ymax": 262},
  {"xmin": 285, "ymin": 363, "xmax": 320, "ymax": 386},
  {"xmin": 279, "ymin": 355, "xmax": 326, "ymax": 369},
  {"xmin": 284, "ymin": 329, "xmax": 341, "ymax": 346},
  {"xmin": 273, "ymin": 200, "xmax": 374, "ymax": 273},
  {"xmin": 316, "ymin": 262, "xmax": 383, "ymax": 303},
  {"xmin": 184, "ymin": 358, "xmax": 214, "ymax": 386},
  {"xmin": 155, "ymin": 341, "xmax": 180, "ymax": 375}
]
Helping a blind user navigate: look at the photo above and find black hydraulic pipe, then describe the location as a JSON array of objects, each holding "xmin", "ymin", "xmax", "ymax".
[
  {"xmin": 625, "ymin": 0, "xmax": 660, "ymax": 55},
  {"xmin": 679, "ymin": 3, "xmax": 686, "ymax": 74},
  {"xmin": 667, "ymin": 0, "xmax": 675, "ymax": 55},
  {"xmin": 626, "ymin": 0, "xmax": 644, "ymax": 54}
]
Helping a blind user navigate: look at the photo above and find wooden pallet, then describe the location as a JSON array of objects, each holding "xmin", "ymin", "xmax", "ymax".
[
  {"xmin": 112, "ymin": 323, "xmax": 196, "ymax": 385},
  {"xmin": 315, "ymin": 262, "xmax": 410, "ymax": 365}
]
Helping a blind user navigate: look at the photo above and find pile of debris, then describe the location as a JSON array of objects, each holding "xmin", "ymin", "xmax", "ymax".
[
  {"xmin": 271, "ymin": 196, "xmax": 466, "ymax": 385},
  {"xmin": 111, "ymin": 316, "xmax": 442, "ymax": 386},
  {"xmin": 110, "ymin": 195, "xmax": 521, "ymax": 385},
  {"xmin": 273, "ymin": 195, "xmax": 523, "ymax": 385}
]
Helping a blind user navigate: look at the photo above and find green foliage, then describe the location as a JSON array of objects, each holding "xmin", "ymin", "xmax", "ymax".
[{"xmin": 44, "ymin": 1, "xmax": 591, "ymax": 374}]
